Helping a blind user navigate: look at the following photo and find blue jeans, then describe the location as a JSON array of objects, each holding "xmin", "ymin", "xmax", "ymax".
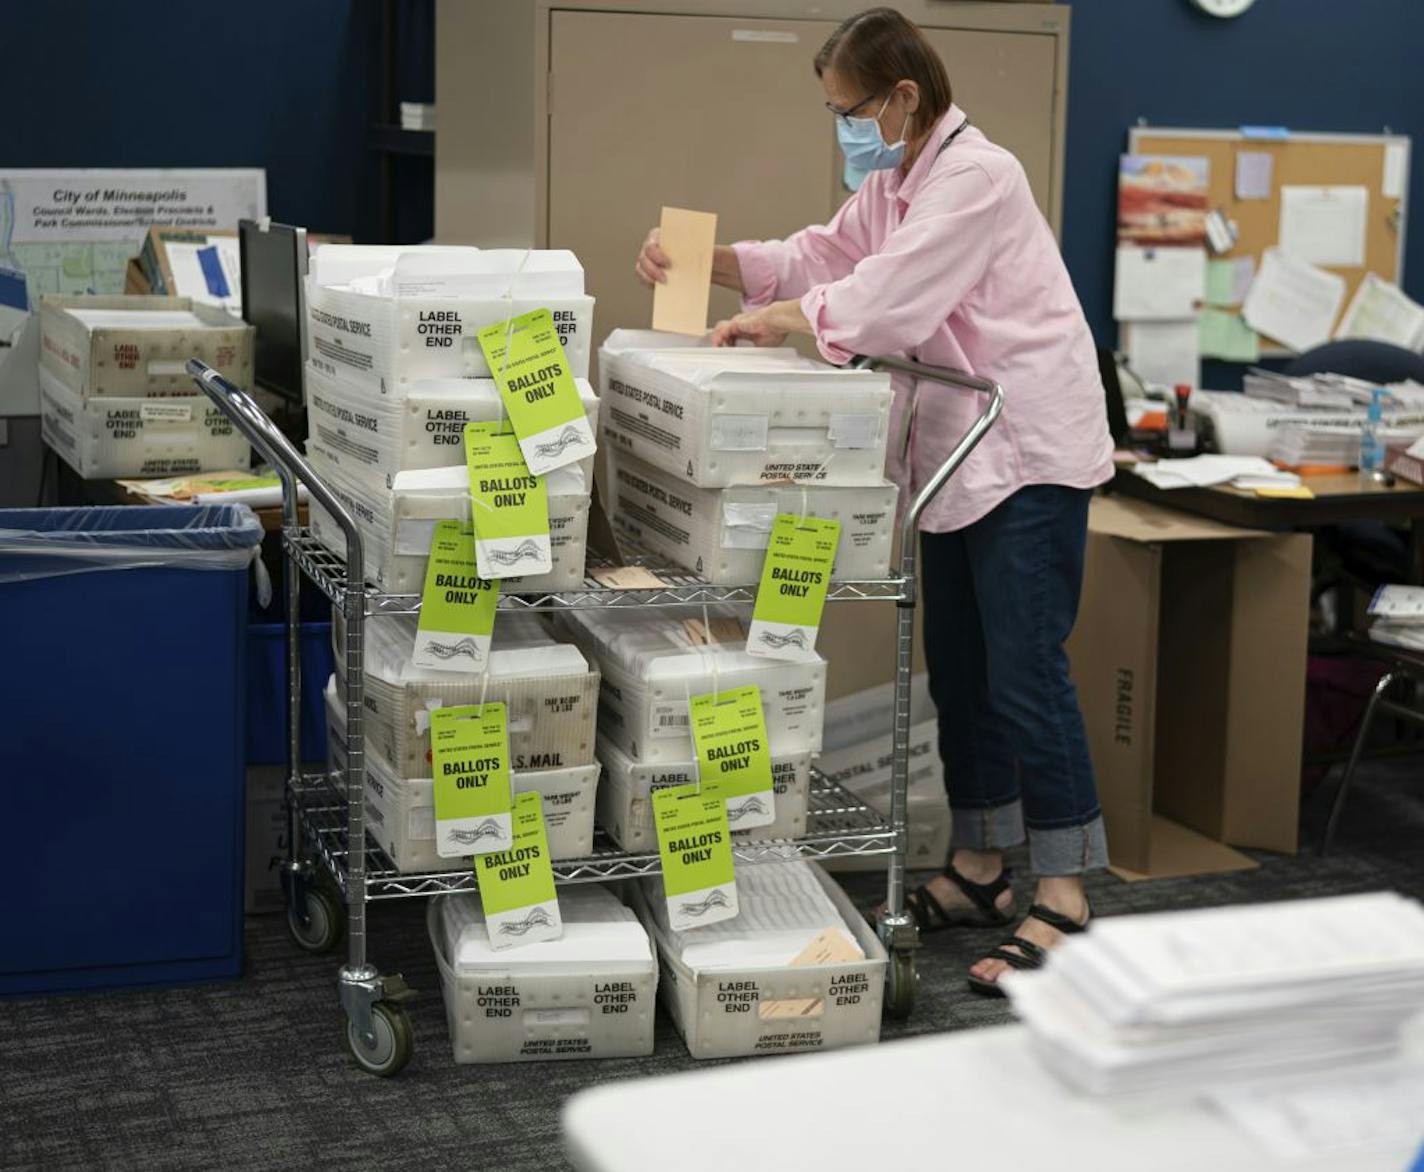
[{"xmin": 920, "ymin": 485, "xmax": 1108, "ymax": 876}]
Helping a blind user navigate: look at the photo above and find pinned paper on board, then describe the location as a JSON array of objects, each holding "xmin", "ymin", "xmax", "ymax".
[
  {"xmin": 1117, "ymin": 155, "xmax": 1210, "ymax": 247},
  {"xmin": 1234, "ymin": 151, "xmax": 1274, "ymax": 200},
  {"xmin": 1279, "ymin": 186, "xmax": 1369, "ymax": 268},
  {"xmin": 1334, "ymin": 273, "xmax": 1424, "ymax": 348},
  {"xmin": 1125, "ymin": 321, "xmax": 1199, "ymax": 390},
  {"xmin": 1204, "ymin": 258, "xmax": 1255, "ymax": 307},
  {"xmin": 1199, "ymin": 309, "xmax": 1260, "ymax": 363},
  {"xmin": 1242, "ymin": 248, "xmax": 1347, "ymax": 353},
  {"xmin": 1383, "ymin": 141, "xmax": 1408, "ymax": 200},
  {"xmin": 652, "ymin": 207, "xmax": 718, "ymax": 336},
  {"xmin": 1114, "ymin": 246, "xmax": 1206, "ymax": 320}
]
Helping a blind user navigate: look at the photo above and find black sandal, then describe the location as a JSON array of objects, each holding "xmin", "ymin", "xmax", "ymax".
[
  {"xmin": 966, "ymin": 902, "xmax": 1090, "ymax": 999},
  {"xmin": 900, "ymin": 863, "xmax": 1016, "ymax": 934}
]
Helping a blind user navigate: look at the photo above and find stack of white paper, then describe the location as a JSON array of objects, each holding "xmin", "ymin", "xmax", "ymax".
[
  {"xmin": 399, "ymin": 102, "xmax": 435, "ymax": 131},
  {"xmin": 644, "ymin": 858, "xmax": 863, "ymax": 971},
  {"xmin": 1005, "ymin": 892, "xmax": 1424, "ymax": 1097},
  {"xmin": 1369, "ymin": 585, "xmax": 1424, "ymax": 652},
  {"xmin": 1195, "ymin": 388, "xmax": 1424, "ymax": 458},
  {"xmin": 1132, "ymin": 454, "xmax": 1300, "ymax": 491},
  {"xmin": 1270, "ymin": 424, "xmax": 1422, "ymax": 468}
]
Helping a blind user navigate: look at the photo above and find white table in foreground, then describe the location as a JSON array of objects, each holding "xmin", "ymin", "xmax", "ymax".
[{"xmin": 562, "ymin": 1024, "xmax": 1422, "ymax": 1172}]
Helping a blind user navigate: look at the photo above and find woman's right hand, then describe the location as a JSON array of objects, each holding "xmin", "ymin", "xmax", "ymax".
[{"xmin": 634, "ymin": 228, "xmax": 670, "ymax": 287}]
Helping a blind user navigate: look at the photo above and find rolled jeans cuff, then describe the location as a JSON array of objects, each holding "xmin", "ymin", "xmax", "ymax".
[
  {"xmin": 949, "ymin": 800, "xmax": 1025, "ymax": 852},
  {"xmin": 1028, "ymin": 816, "xmax": 1109, "ymax": 876}
]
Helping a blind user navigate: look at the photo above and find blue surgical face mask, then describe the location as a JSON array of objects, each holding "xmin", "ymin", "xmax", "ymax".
[{"xmin": 837, "ymin": 93, "xmax": 907, "ymax": 192}]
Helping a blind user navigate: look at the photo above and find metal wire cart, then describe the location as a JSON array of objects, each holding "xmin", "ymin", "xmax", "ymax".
[{"xmin": 188, "ymin": 355, "xmax": 1001, "ymax": 1077}]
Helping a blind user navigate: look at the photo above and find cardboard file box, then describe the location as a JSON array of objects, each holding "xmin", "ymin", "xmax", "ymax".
[
  {"xmin": 306, "ymin": 455, "xmax": 591, "ymax": 594},
  {"xmin": 303, "ymin": 362, "xmax": 599, "ymax": 489},
  {"xmin": 1066, "ymin": 496, "xmax": 1311, "ymax": 879},
  {"xmin": 39, "ymin": 366, "xmax": 250, "ymax": 478},
  {"xmin": 305, "ymin": 245, "xmax": 595, "ymax": 394},
  {"xmin": 39, "ymin": 294, "xmax": 252, "ymax": 399},
  {"xmin": 609, "ymin": 453, "xmax": 897, "ymax": 584},
  {"xmin": 599, "ymin": 331, "xmax": 893, "ymax": 487},
  {"xmin": 595, "ymin": 736, "xmax": 811, "ymax": 850}
]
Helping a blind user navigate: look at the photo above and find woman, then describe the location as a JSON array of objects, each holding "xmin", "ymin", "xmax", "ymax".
[{"xmin": 635, "ymin": 6, "xmax": 1113, "ymax": 995}]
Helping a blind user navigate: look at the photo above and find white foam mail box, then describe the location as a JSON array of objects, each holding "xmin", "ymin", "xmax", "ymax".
[
  {"xmin": 305, "ymin": 245, "xmax": 594, "ymax": 395},
  {"xmin": 817, "ymin": 675, "xmax": 951, "ymax": 873},
  {"xmin": 600, "ymin": 332, "xmax": 893, "ymax": 487},
  {"xmin": 610, "ymin": 453, "xmax": 897, "ymax": 584},
  {"xmin": 326, "ymin": 685, "xmax": 598, "ymax": 868},
  {"xmin": 304, "ymin": 362, "xmax": 600, "ymax": 489},
  {"xmin": 632, "ymin": 862, "xmax": 884, "ymax": 1060},
  {"xmin": 331, "ymin": 614, "xmax": 598, "ymax": 776},
  {"xmin": 554, "ymin": 607, "xmax": 826, "ymax": 764},
  {"xmin": 306, "ymin": 455, "xmax": 591, "ymax": 594},
  {"xmin": 39, "ymin": 367, "xmax": 250, "ymax": 478},
  {"xmin": 430, "ymin": 888, "xmax": 657, "ymax": 1063},
  {"xmin": 40, "ymin": 295, "xmax": 253, "ymax": 399},
  {"xmin": 595, "ymin": 736, "xmax": 810, "ymax": 851}
]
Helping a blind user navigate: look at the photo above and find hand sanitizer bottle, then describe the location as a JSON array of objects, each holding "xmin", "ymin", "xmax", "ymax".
[{"xmin": 1359, "ymin": 387, "xmax": 1385, "ymax": 485}]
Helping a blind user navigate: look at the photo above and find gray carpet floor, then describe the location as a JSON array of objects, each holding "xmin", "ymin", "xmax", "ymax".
[{"xmin": 5, "ymin": 756, "xmax": 1423, "ymax": 1171}]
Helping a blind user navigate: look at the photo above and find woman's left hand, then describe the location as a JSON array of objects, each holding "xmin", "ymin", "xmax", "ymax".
[
  {"xmin": 709, "ymin": 299, "xmax": 809, "ymax": 348},
  {"xmin": 710, "ymin": 307, "xmax": 787, "ymax": 348}
]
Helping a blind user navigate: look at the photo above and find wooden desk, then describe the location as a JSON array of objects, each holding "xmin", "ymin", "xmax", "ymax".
[
  {"xmin": 55, "ymin": 465, "xmax": 305, "ymax": 533},
  {"xmin": 1111, "ymin": 468, "xmax": 1424, "ymax": 581}
]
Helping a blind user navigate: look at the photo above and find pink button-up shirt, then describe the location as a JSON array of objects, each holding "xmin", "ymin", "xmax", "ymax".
[{"xmin": 733, "ymin": 106, "xmax": 1113, "ymax": 533}]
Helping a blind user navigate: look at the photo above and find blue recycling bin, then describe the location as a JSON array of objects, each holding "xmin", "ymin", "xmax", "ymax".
[
  {"xmin": 0, "ymin": 505, "xmax": 263, "ymax": 994},
  {"xmin": 246, "ymin": 622, "xmax": 334, "ymax": 766}
]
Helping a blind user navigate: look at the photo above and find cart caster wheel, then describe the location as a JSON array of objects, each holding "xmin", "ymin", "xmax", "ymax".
[
  {"xmin": 885, "ymin": 950, "xmax": 918, "ymax": 1020},
  {"xmin": 345, "ymin": 1002, "xmax": 414, "ymax": 1077},
  {"xmin": 287, "ymin": 884, "xmax": 345, "ymax": 954}
]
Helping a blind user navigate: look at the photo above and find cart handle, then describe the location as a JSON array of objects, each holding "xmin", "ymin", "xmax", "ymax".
[
  {"xmin": 186, "ymin": 358, "xmax": 366, "ymax": 592},
  {"xmin": 849, "ymin": 354, "xmax": 1004, "ymax": 583}
]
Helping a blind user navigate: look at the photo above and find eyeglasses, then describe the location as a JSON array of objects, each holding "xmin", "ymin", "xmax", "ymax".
[{"xmin": 824, "ymin": 92, "xmax": 883, "ymax": 125}]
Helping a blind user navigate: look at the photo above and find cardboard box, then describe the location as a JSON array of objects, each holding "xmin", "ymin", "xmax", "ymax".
[
  {"xmin": 1067, "ymin": 496, "xmax": 1311, "ymax": 879},
  {"xmin": 1386, "ymin": 440, "xmax": 1424, "ymax": 486},
  {"xmin": 39, "ymin": 294, "xmax": 253, "ymax": 399}
]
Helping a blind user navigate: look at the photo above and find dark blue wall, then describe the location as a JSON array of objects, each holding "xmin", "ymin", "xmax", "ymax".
[
  {"xmin": 1, "ymin": 2, "xmax": 432, "ymax": 243},
  {"xmin": 1062, "ymin": 0, "xmax": 1424, "ymax": 352},
  {"xmin": 3, "ymin": 1, "xmax": 1418, "ymax": 346}
]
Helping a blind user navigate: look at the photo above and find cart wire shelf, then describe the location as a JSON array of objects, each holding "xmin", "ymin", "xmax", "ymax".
[
  {"xmin": 284, "ymin": 527, "xmax": 909, "ymax": 615},
  {"xmin": 292, "ymin": 768, "xmax": 897, "ymax": 902}
]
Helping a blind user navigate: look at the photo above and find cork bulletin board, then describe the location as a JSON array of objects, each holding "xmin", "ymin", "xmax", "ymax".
[{"xmin": 1125, "ymin": 126, "xmax": 1410, "ymax": 353}]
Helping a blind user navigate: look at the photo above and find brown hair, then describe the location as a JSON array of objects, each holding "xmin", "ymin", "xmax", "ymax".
[{"xmin": 814, "ymin": 7, "xmax": 953, "ymax": 125}]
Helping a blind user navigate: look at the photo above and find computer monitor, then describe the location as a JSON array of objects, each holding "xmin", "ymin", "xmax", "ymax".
[{"xmin": 239, "ymin": 219, "xmax": 308, "ymax": 404}]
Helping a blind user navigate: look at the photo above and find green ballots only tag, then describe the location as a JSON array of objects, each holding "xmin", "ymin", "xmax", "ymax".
[
  {"xmin": 477, "ymin": 308, "xmax": 595, "ymax": 476},
  {"xmin": 689, "ymin": 685, "xmax": 776, "ymax": 830},
  {"xmin": 476, "ymin": 791, "xmax": 562, "ymax": 950},
  {"xmin": 464, "ymin": 421, "xmax": 552, "ymax": 579},
  {"xmin": 413, "ymin": 520, "xmax": 499, "ymax": 672},
  {"xmin": 747, "ymin": 514, "xmax": 840, "ymax": 662},
  {"xmin": 653, "ymin": 785, "xmax": 739, "ymax": 931},
  {"xmin": 430, "ymin": 702, "xmax": 515, "ymax": 857}
]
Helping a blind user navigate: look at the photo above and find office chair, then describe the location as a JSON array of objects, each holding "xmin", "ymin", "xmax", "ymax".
[{"xmin": 1283, "ymin": 339, "xmax": 1424, "ymax": 384}]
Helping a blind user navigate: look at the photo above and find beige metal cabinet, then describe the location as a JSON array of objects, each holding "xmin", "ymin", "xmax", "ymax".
[{"xmin": 435, "ymin": 1, "xmax": 1070, "ymax": 700}]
